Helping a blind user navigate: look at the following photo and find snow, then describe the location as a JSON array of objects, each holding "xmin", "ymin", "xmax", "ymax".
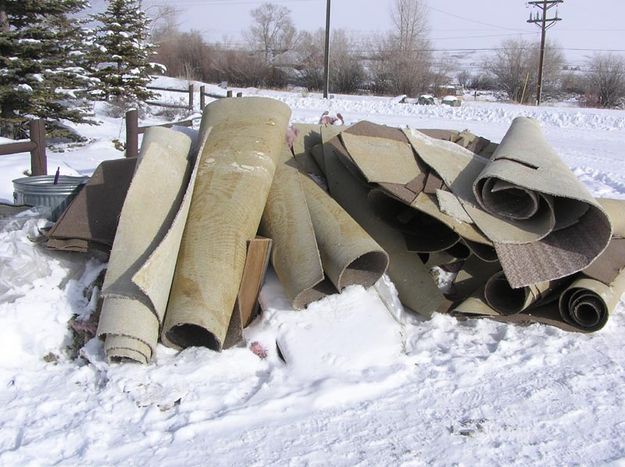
[
  {"xmin": 16, "ymin": 84, "xmax": 33, "ymax": 93},
  {"xmin": 17, "ymin": 38, "xmax": 41, "ymax": 45},
  {"xmin": 1, "ymin": 78, "xmax": 625, "ymax": 465}
]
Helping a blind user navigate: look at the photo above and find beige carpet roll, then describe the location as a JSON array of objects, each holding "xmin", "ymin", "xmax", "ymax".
[
  {"xmin": 403, "ymin": 120, "xmax": 612, "ymax": 288},
  {"xmin": 483, "ymin": 271, "xmax": 561, "ymax": 316},
  {"xmin": 259, "ymin": 149, "xmax": 327, "ymax": 309},
  {"xmin": 450, "ymin": 256, "xmax": 502, "ymax": 302},
  {"xmin": 557, "ymin": 237, "xmax": 625, "ymax": 330},
  {"xmin": 403, "ymin": 128, "xmax": 553, "ymax": 245},
  {"xmin": 162, "ymin": 97, "xmax": 291, "ymax": 351},
  {"xmin": 598, "ymin": 198, "xmax": 625, "ymax": 237},
  {"xmin": 300, "ymin": 173, "xmax": 389, "ymax": 291},
  {"xmin": 453, "ymin": 238, "xmax": 625, "ymax": 332},
  {"xmin": 259, "ymin": 146, "xmax": 388, "ymax": 309},
  {"xmin": 97, "ymin": 127, "xmax": 194, "ymax": 363},
  {"xmin": 322, "ymin": 131, "xmax": 443, "ymax": 316},
  {"xmin": 475, "ymin": 117, "xmax": 612, "ymax": 287}
]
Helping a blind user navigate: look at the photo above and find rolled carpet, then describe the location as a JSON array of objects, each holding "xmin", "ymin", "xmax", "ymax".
[
  {"xmin": 299, "ymin": 173, "xmax": 388, "ymax": 293},
  {"xmin": 404, "ymin": 118, "xmax": 612, "ymax": 288},
  {"xmin": 260, "ymin": 146, "xmax": 389, "ymax": 309},
  {"xmin": 162, "ymin": 97, "xmax": 291, "ymax": 351},
  {"xmin": 321, "ymin": 130, "xmax": 444, "ymax": 316},
  {"xmin": 97, "ymin": 127, "xmax": 195, "ymax": 363},
  {"xmin": 452, "ymin": 238, "xmax": 625, "ymax": 332},
  {"xmin": 259, "ymin": 148, "xmax": 327, "ymax": 309}
]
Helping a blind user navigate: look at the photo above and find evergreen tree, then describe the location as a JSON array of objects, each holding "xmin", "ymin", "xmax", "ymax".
[
  {"xmin": 0, "ymin": 0, "xmax": 94, "ymax": 138},
  {"xmin": 89, "ymin": 0, "xmax": 161, "ymax": 104}
]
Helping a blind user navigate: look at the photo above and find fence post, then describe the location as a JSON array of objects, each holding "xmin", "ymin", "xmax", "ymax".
[
  {"xmin": 200, "ymin": 85, "xmax": 206, "ymax": 110},
  {"xmin": 236, "ymin": 92, "xmax": 243, "ymax": 98},
  {"xmin": 30, "ymin": 119, "xmax": 47, "ymax": 176},
  {"xmin": 188, "ymin": 83, "xmax": 194, "ymax": 110},
  {"xmin": 125, "ymin": 109, "xmax": 139, "ymax": 158},
  {"xmin": 226, "ymin": 90, "xmax": 233, "ymax": 98}
]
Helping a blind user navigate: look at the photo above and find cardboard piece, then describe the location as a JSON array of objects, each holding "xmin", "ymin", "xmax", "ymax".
[
  {"xmin": 46, "ymin": 158, "xmax": 137, "ymax": 253},
  {"xmin": 223, "ymin": 237, "xmax": 273, "ymax": 349}
]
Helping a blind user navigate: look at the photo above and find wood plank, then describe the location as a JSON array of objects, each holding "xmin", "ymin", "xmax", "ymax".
[
  {"xmin": 223, "ymin": 237, "xmax": 273, "ymax": 349},
  {"xmin": 146, "ymin": 85, "xmax": 189, "ymax": 93},
  {"xmin": 145, "ymin": 101, "xmax": 190, "ymax": 109},
  {"xmin": 238, "ymin": 237, "xmax": 273, "ymax": 327},
  {"xmin": 0, "ymin": 141, "xmax": 36, "ymax": 156}
]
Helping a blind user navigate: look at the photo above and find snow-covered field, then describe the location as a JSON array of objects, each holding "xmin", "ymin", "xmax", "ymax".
[{"xmin": 1, "ymin": 79, "xmax": 625, "ymax": 465}]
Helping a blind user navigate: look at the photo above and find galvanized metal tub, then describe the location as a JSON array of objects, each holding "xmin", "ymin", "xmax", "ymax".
[{"xmin": 13, "ymin": 175, "xmax": 89, "ymax": 221}]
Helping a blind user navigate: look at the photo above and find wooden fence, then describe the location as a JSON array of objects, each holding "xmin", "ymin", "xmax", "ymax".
[
  {"xmin": 124, "ymin": 109, "xmax": 201, "ymax": 158},
  {"xmin": 199, "ymin": 86, "xmax": 243, "ymax": 110},
  {"xmin": 146, "ymin": 83, "xmax": 244, "ymax": 111},
  {"xmin": 127, "ymin": 86, "xmax": 245, "ymax": 157},
  {"xmin": 0, "ymin": 119, "xmax": 47, "ymax": 175},
  {"xmin": 146, "ymin": 83, "xmax": 195, "ymax": 110},
  {"xmin": 0, "ymin": 85, "xmax": 246, "ymax": 177}
]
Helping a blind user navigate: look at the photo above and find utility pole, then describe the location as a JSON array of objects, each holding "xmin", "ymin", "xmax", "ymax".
[
  {"xmin": 527, "ymin": 0, "xmax": 563, "ymax": 106},
  {"xmin": 323, "ymin": 0, "xmax": 331, "ymax": 99}
]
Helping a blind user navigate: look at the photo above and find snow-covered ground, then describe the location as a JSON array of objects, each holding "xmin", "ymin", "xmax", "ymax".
[{"xmin": 1, "ymin": 79, "xmax": 625, "ymax": 465}]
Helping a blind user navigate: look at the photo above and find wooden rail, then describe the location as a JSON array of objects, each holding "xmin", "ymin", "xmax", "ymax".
[
  {"xmin": 147, "ymin": 83, "xmax": 245, "ymax": 111},
  {"xmin": 124, "ymin": 109, "xmax": 201, "ymax": 158},
  {"xmin": 199, "ymin": 85, "xmax": 244, "ymax": 110},
  {"xmin": 0, "ymin": 119, "xmax": 47, "ymax": 175},
  {"xmin": 146, "ymin": 83, "xmax": 195, "ymax": 110}
]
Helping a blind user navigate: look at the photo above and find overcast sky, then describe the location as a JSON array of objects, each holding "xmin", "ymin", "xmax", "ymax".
[{"xmin": 93, "ymin": 0, "xmax": 625, "ymax": 66}]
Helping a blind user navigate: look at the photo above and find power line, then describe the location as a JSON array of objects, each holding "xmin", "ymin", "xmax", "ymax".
[
  {"xmin": 431, "ymin": 32, "xmax": 540, "ymax": 41},
  {"xmin": 427, "ymin": 5, "xmax": 527, "ymax": 32}
]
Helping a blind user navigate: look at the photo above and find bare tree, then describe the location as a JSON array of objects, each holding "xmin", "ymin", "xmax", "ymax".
[
  {"xmin": 484, "ymin": 39, "xmax": 529, "ymax": 101},
  {"xmin": 245, "ymin": 2, "xmax": 296, "ymax": 63},
  {"xmin": 456, "ymin": 70, "xmax": 472, "ymax": 89},
  {"xmin": 295, "ymin": 29, "xmax": 325, "ymax": 90},
  {"xmin": 370, "ymin": 0, "xmax": 431, "ymax": 96},
  {"xmin": 330, "ymin": 30, "xmax": 365, "ymax": 93},
  {"xmin": 148, "ymin": 4, "xmax": 180, "ymax": 41},
  {"xmin": 484, "ymin": 38, "xmax": 563, "ymax": 102},
  {"xmin": 155, "ymin": 30, "xmax": 212, "ymax": 80},
  {"xmin": 430, "ymin": 53, "xmax": 457, "ymax": 94},
  {"xmin": 390, "ymin": 0, "xmax": 428, "ymax": 53},
  {"xmin": 585, "ymin": 53, "xmax": 625, "ymax": 108},
  {"xmin": 295, "ymin": 28, "xmax": 365, "ymax": 93}
]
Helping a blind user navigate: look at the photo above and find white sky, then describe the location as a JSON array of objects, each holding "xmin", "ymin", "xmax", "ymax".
[{"xmin": 94, "ymin": 0, "xmax": 625, "ymax": 67}]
